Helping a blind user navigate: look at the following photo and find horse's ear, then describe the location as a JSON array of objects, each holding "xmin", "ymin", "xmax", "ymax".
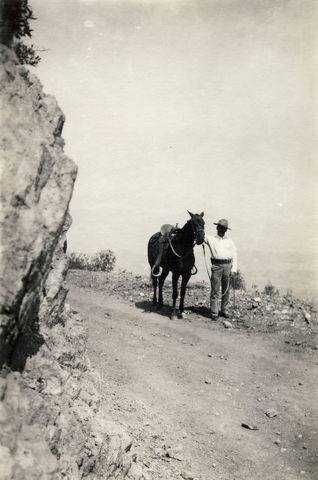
[
  {"xmin": 187, "ymin": 210, "xmax": 194, "ymax": 218},
  {"xmin": 200, "ymin": 211, "xmax": 204, "ymax": 217}
]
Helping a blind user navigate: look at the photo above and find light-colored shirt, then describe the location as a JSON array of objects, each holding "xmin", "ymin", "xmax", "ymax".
[{"xmin": 205, "ymin": 234, "xmax": 237, "ymax": 273}]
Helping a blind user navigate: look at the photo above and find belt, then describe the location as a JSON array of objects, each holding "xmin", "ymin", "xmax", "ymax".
[{"xmin": 211, "ymin": 258, "xmax": 232, "ymax": 264}]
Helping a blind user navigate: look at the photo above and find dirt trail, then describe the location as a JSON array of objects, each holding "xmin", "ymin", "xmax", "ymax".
[{"xmin": 68, "ymin": 286, "xmax": 318, "ymax": 480}]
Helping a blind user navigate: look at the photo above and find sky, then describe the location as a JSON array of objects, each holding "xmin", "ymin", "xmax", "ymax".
[{"xmin": 29, "ymin": 0, "xmax": 317, "ymax": 297}]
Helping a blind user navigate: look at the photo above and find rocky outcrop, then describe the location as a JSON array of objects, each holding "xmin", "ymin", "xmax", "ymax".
[
  {"xmin": 0, "ymin": 45, "xmax": 139, "ymax": 479},
  {"xmin": 0, "ymin": 44, "xmax": 76, "ymax": 367}
]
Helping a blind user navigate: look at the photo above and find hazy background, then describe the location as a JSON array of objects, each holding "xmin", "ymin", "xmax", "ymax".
[{"xmin": 29, "ymin": 0, "xmax": 317, "ymax": 298}]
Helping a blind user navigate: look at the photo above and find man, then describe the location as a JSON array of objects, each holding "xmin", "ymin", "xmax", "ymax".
[{"xmin": 205, "ymin": 219, "xmax": 237, "ymax": 320}]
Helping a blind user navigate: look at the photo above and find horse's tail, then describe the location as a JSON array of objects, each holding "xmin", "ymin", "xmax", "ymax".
[
  {"xmin": 150, "ymin": 243, "xmax": 164, "ymax": 277},
  {"xmin": 148, "ymin": 232, "xmax": 163, "ymax": 278}
]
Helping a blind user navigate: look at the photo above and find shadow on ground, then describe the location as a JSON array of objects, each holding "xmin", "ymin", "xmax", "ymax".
[
  {"xmin": 135, "ymin": 301, "xmax": 211, "ymax": 320},
  {"xmin": 135, "ymin": 300, "xmax": 172, "ymax": 318},
  {"xmin": 185, "ymin": 305, "xmax": 211, "ymax": 319}
]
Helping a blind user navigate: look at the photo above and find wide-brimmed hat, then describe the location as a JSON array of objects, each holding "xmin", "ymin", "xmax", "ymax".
[{"xmin": 213, "ymin": 218, "xmax": 231, "ymax": 230}]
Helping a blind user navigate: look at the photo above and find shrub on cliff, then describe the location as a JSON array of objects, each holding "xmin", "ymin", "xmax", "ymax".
[
  {"xmin": 69, "ymin": 250, "xmax": 116, "ymax": 273},
  {"xmin": 68, "ymin": 252, "xmax": 91, "ymax": 270},
  {"xmin": 263, "ymin": 281, "xmax": 279, "ymax": 297},
  {"xmin": 0, "ymin": 0, "xmax": 41, "ymax": 65},
  {"xmin": 91, "ymin": 250, "xmax": 116, "ymax": 272},
  {"xmin": 14, "ymin": 40, "xmax": 41, "ymax": 66},
  {"xmin": 231, "ymin": 269, "xmax": 246, "ymax": 290}
]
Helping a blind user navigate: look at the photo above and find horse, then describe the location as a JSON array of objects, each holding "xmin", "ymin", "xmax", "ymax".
[{"xmin": 147, "ymin": 211, "xmax": 205, "ymax": 319}]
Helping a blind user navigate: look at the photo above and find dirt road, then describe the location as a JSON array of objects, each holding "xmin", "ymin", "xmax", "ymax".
[{"xmin": 68, "ymin": 285, "xmax": 318, "ymax": 480}]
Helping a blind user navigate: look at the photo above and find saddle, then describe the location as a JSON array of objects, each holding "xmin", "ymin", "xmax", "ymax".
[{"xmin": 160, "ymin": 223, "xmax": 179, "ymax": 239}]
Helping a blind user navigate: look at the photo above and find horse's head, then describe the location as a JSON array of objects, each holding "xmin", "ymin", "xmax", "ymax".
[{"xmin": 187, "ymin": 211, "xmax": 205, "ymax": 245}]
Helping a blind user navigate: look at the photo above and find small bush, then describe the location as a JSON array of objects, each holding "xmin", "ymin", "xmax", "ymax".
[
  {"xmin": 231, "ymin": 270, "xmax": 246, "ymax": 290},
  {"xmin": 13, "ymin": 42, "xmax": 41, "ymax": 66},
  {"xmin": 91, "ymin": 250, "xmax": 116, "ymax": 272},
  {"xmin": 68, "ymin": 252, "xmax": 90, "ymax": 270},
  {"xmin": 264, "ymin": 281, "xmax": 279, "ymax": 297},
  {"xmin": 68, "ymin": 250, "xmax": 116, "ymax": 273}
]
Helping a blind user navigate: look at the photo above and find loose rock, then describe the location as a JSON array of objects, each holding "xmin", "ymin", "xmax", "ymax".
[
  {"xmin": 265, "ymin": 409, "xmax": 278, "ymax": 418},
  {"xmin": 181, "ymin": 471, "xmax": 194, "ymax": 480},
  {"xmin": 223, "ymin": 320, "xmax": 232, "ymax": 329},
  {"xmin": 241, "ymin": 423, "xmax": 259, "ymax": 431}
]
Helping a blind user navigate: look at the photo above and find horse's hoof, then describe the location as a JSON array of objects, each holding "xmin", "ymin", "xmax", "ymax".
[{"xmin": 178, "ymin": 312, "xmax": 183, "ymax": 319}]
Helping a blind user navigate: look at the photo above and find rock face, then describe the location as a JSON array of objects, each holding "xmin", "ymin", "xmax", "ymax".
[
  {"xmin": 0, "ymin": 45, "xmax": 76, "ymax": 367},
  {"xmin": 0, "ymin": 46, "xmax": 138, "ymax": 479}
]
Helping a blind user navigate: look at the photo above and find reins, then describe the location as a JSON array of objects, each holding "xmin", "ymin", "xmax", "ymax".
[
  {"xmin": 167, "ymin": 221, "xmax": 203, "ymax": 276},
  {"xmin": 222, "ymin": 278, "xmax": 231, "ymax": 297},
  {"xmin": 168, "ymin": 235, "xmax": 182, "ymax": 258},
  {"xmin": 168, "ymin": 223, "xmax": 204, "ymax": 259},
  {"xmin": 168, "ymin": 236, "xmax": 198, "ymax": 276},
  {"xmin": 168, "ymin": 220, "xmax": 204, "ymax": 258},
  {"xmin": 202, "ymin": 244, "xmax": 211, "ymax": 281}
]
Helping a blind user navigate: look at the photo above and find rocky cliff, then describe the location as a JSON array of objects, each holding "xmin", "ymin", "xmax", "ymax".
[{"xmin": 0, "ymin": 46, "xmax": 139, "ymax": 479}]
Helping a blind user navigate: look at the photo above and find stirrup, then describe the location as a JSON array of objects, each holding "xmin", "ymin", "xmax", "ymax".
[{"xmin": 151, "ymin": 266, "xmax": 163, "ymax": 277}]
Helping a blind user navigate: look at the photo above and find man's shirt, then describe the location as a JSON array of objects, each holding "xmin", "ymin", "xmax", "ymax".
[{"xmin": 205, "ymin": 234, "xmax": 237, "ymax": 273}]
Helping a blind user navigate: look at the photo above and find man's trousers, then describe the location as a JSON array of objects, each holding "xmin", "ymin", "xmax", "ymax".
[{"xmin": 210, "ymin": 263, "xmax": 231, "ymax": 316}]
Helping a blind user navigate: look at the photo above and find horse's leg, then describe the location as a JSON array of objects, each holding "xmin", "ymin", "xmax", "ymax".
[
  {"xmin": 179, "ymin": 272, "xmax": 191, "ymax": 318},
  {"xmin": 151, "ymin": 274, "xmax": 158, "ymax": 306},
  {"xmin": 158, "ymin": 269, "xmax": 169, "ymax": 309},
  {"xmin": 171, "ymin": 272, "xmax": 180, "ymax": 319}
]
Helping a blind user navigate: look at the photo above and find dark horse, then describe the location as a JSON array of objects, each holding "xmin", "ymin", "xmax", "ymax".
[{"xmin": 147, "ymin": 211, "xmax": 205, "ymax": 319}]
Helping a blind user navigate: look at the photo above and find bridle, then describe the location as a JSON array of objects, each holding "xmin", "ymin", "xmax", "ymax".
[
  {"xmin": 190, "ymin": 219, "xmax": 205, "ymax": 247},
  {"xmin": 193, "ymin": 228, "xmax": 205, "ymax": 244}
]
